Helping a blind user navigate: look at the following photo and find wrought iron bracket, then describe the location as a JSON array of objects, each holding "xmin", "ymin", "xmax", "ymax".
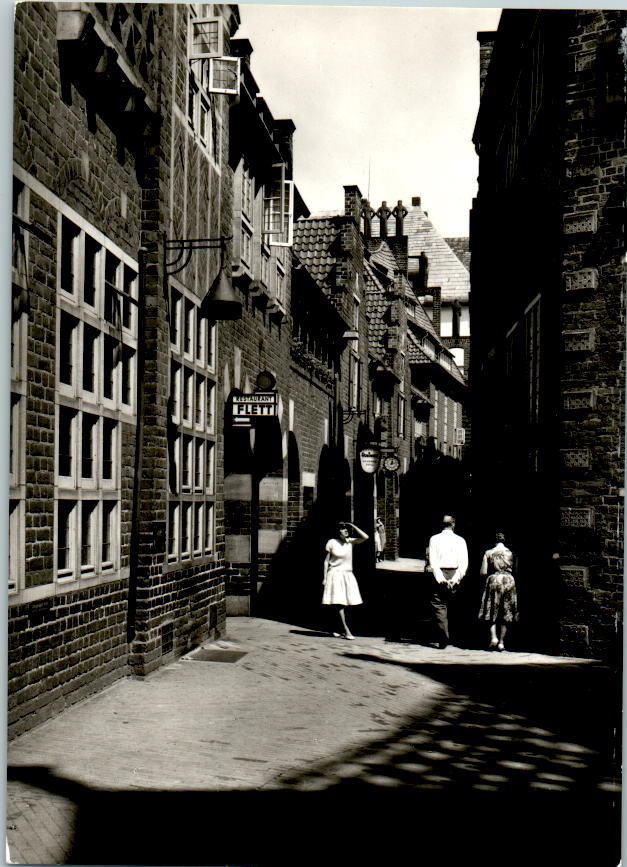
[
  {"xmin": 164, "ymin": 234, "xmax": 232, "ymax": 276},
  {"xmin": 342, "ymin": 408, "xmax": 367, "ymax": 424}
]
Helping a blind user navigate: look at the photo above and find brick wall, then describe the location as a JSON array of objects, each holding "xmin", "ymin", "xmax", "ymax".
[{"xmin": 557, "ymin": 10, "xmax": 626, "ymax": 659}]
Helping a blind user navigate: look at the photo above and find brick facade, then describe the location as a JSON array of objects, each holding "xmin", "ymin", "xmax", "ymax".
[{"xmin": 470, "ymin": 10, "xmax": 626, "ymax": 659}]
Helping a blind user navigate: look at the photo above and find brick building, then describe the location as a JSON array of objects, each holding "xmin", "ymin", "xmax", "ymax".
[
  {"xmin": 10, "ymin": 3, "xmax": 470, "ymax": 736},
  {"xmin": 10, "ymin": 2, "xmax": 248, "ymax": 736},
  {"xmin": 470, "ymin": 10, "xmax": 626, "ymax": 658}
]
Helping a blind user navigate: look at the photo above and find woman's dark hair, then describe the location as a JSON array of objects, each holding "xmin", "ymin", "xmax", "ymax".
[{"xmin": 495, "ymin": 531, "xmax": 506, "ymax": 542}]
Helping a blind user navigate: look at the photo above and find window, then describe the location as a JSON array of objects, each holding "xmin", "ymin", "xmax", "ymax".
[
  {"xmin": 102, "ymin": 418, "xmax": 115, "ymax": 482},
  {"xmin": 121, "ymin": 347, "xmax": 135, "ymax": 407},
  {"xmin": 9, "ymin": 500, "xmax": 22, "ymax": 594},
  {"xmin": 12, "ymin": 180, "xmax": 28, "ymax": 282},
  {"xmin": 242, "ymin": 162, "xmax": 253, "ymax": 221},
  {"xmin": 103, "ymin": 335, "xmax": 117, "ymax": 401},
  {"xmin": 104, "ymin": 252, "xmax": 121, "ymax": 325},
  {"xmin": 195, "ymin": 375, "xmax": 205, "ymax": 428},
  {"xmin": 241, "ymin": 224, "xmax": 252, "ymax": 267},
  {"xmin": 168, "ymin": 285, "xmax": 217, "ymax": 564},
  {"xmin": 181, "ymin": 503, "xmax": 192, "ymax": 559},
  {"xmin": 59, "ymin": 313, "xmax": 78, "ymax": 387},
  {"xmin": 60, "ymin": 217, "xmax": 80, "ymax": 295},
  {"xmin": 207, "ymin": 57, "xmax": 240, "ymax": 95},
  {"xmin": 348, "ymin": 354, "xmax": 361, "ymax": 410},
  {"xmin": 168, "ymin": 502, "xmax": 179, "ymax": 562},
  {"xmin": 84, "ymin": 235, "xmax": 100, "ymax": 308},
  {"xmin": 182, "ymin": 435, "xmax": 193, "ymax": 491},
  {"xmin": 83, "ymin": 325, "xmax": 98, "ymax": 393},
  {"xmin": 81, "ymin": 413, "xmax": 97, "ymax": 480},
  {"xmin": 194, "ymin": 439, "xmax": 204, "ymax": 491},
  {"xmin": 205, "ymin": 441, "xmax": 215, "ymax": 493},
  {"xmin": 80, "ymin": 501, "xmax": 97, "ymax": 573},
  {"xmin": 102, "ymin": 502, "xmax": 115, "ymax": 568},
  {"xmin": 189, "ymin": 16, "xmax": 223, "ymax": 59},
  {"xmin": 263, "ymin": 164, "xmax": 293, "ymax": 246},
  {"xmin": 206, "ymin": 380, "xmax": 215, "ymax": 432},
  {"xmin": 57, "ymin": 500, "xmax": 76, "ymax": 578},
  {"xmin": 53, "ymin": 205, "xmax": 135, "ymax": 590}
]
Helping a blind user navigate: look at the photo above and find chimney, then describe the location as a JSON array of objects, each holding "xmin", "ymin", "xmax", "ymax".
[
  {"xmin": 478, "ymin": 31, "xmax": 495, "ymax": 97},
  {"xmin": 344, "ymin": 185, "xmax": 362, "ymax": 225}
]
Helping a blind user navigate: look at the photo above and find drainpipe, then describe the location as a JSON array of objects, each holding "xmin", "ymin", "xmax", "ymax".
[{"xmin": 127, "ymin": 246, "xmax": 148, "ymax": 644}]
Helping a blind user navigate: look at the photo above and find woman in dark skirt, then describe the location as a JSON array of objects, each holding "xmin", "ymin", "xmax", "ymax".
[{"xmin": 478, "ymin": 532, "xmax": 518, "ymax": 651}]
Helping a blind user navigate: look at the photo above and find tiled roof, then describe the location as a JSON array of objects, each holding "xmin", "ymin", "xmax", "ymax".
[
  {"xmin": 293, "ymin": 217, "xmax": 340, "ymax": 290},
  {"xmin": 370, "ymin": 205, "xmax": 470, "ymax": 303},
  {"xmin": 444, "ymin": 237, "xmax": 471, "ymax": 271},
  {"xmin": 364, "ymin": 261, "xmax": 388, "ymax": 361},
  {"xmin": 367, "ymin": 241, "xmax": 398, "ymax": 277}
]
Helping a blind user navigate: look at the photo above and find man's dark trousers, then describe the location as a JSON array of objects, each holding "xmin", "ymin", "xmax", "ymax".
[{"xmin": 430, "ymin": 568, "xmax": 458, "ymax": 647}]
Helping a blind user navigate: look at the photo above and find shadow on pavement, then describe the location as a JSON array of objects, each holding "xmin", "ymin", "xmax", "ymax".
[{"xmin": 7, "ymin": 656, "xmax": 621, "ymax": 867}]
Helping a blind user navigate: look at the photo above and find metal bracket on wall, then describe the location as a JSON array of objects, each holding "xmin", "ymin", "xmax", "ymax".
[{"xmin": 341, "ymin": 408, "xmax": 367, "ymax": 424}]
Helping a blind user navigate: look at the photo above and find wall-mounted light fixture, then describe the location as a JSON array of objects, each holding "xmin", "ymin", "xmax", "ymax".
[{"xmin": 164, "ymin": 234, "xmax": 242, "ymax": 320}]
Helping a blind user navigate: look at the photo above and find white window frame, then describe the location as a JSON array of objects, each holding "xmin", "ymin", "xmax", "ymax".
[
  {"xmin": 207, "ymin": 57, "xmax": 240, "ymax": 96},
  {"xmin": 263, "ymin": 165, "xmax": 294, "ymax": 247},
  {"xmin": 188, "ymin": 16, "xmax": 224, "ymax": 60}
]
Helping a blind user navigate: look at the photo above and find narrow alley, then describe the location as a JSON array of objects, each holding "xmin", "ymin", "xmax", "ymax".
[{"xmin": 7, "ymin": 618, "xmax": 621, "ymax": 867}]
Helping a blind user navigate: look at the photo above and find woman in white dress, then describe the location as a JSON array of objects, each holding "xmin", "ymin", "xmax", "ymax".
[{"xmin": 323, "ymin": 522, "xmax": 368, "ymax": 639}]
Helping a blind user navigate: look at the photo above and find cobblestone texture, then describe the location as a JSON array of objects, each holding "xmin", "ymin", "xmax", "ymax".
[{"xmin": 6, "ymin": 617, "xmax": 621, "ymax": 867}]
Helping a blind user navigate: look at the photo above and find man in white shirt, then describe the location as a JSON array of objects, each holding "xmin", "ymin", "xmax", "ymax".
[{"xmin": 427, "ymin": 515, "xmax": 469, "ymax": 648}]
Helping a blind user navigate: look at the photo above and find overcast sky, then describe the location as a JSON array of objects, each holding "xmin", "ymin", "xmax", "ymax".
[{"xmin": 236, "ymin": 4, "xmax": 502, "ymax": 237}]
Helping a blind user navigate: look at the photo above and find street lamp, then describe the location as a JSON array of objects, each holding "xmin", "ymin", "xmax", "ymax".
[{"xmin": 164, "ymin": 234, "xmax": 242, "ymax": 320}]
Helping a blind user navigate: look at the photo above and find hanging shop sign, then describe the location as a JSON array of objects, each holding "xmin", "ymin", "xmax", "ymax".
[
  {"xmin": 359, "ymin": 446, "xmax": 381, "ymax": 474},
  {"xmin": 232, "ymin": 392, "xmax": 278, "ymax": 426}
]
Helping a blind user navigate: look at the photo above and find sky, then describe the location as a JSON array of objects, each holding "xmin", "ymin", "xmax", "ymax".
[{"xmin": 236, "ymin": 4, "xmax": 503, "ymax": 237}]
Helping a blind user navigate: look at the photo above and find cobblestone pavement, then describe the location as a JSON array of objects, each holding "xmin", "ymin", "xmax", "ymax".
[{"xmin": 6, "ymin": 617, "xmax": 621, "ymax": 866}]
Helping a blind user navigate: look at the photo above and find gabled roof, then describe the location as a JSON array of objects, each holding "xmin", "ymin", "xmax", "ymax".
[
  {"xmin": 293, "ymin": 217, "xmax": 340, "ymax": 290},
  {"xmin": 370, "ymin": 204, "xmax": 470, "ymax": 303}
]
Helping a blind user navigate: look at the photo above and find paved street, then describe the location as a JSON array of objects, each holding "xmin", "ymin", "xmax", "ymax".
[{"xmin": 7, "ymin": 617, "xmax": 621, "ymax": 867}]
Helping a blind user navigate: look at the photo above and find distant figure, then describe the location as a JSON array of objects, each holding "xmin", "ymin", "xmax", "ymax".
[
  {"xmin": 374, "ymin": 518, "xmax": 386, "ymax": 562},
  {"xmin": 376, "ymin": 201, "xmax": 392, "ymax": 237},
  {"xmin": 479, "ymin": 532, "xmax": 518, "ymax": 651},
  {"xmin": 323, "ymin": 522, "xmax": 368, "ymax": 640},
  {"xmin": 361, "ymin": 198, "xmax": 375, "ymax": 238},
  {"xmin": 427, "ymin": 515, "xmax": 468, "ymax": 648}
]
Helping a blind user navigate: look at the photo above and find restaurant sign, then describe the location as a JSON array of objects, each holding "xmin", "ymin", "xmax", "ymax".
[
  {"xmin": 359, "ymin": 446, "xmax": 381, "ymax": 474},
  {"xmin": 232, "ymin": 392, "xmax": 278, "ymax": 426}
]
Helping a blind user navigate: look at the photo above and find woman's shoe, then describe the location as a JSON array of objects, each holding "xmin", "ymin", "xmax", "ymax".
[
  {"xmin": 343, "ymin": 633, "xmax": 355, "ymax": 640},
  {"xmin": 489, "ymin": 639, "xmax": 499, "ymax": 650},
  {"xmin": 497, "ymin": 642, "xmax": 505, "ymax": 652},
  {"xmin": 332, "ymin": 632, "xmax": 342, "ymax": 638}
]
